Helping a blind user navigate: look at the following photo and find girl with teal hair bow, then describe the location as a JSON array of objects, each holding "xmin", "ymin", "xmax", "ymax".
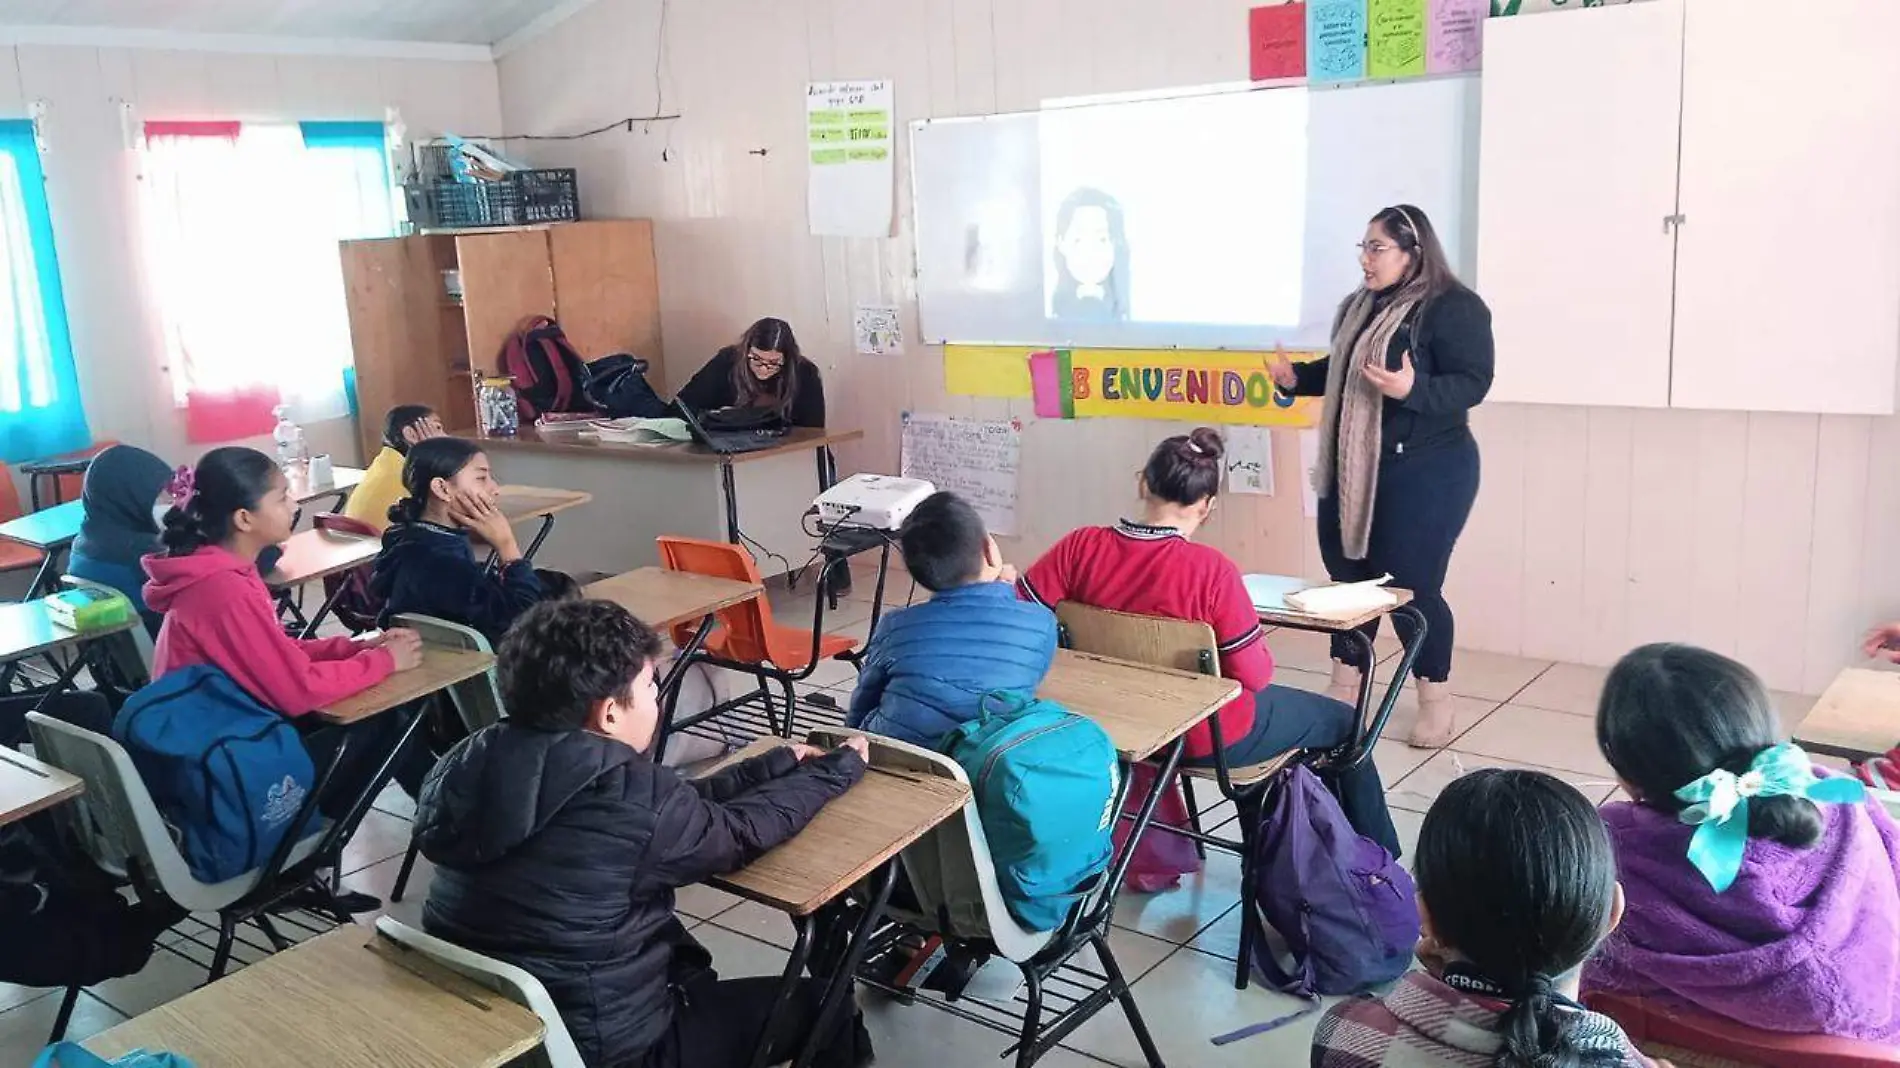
[{"xmin": 1585, "ymin": 642, "xmax": 1900, "ymax": 1045}]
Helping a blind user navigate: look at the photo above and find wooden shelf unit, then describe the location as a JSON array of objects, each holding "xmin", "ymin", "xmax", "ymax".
[{"xmin": 340, "ymin": 219, "xmax": 664, "ymax": 461}]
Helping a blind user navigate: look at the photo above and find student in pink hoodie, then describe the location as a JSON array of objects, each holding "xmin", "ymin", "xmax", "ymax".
[{"xmin": 143, "ymin": 447, "xmax": 426, "ymax": 910}]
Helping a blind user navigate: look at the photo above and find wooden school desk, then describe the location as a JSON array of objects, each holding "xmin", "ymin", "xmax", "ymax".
[
  {"xmin": 0, "ymin": 596, "xmax": 138, "ymax": 700},
  {"xmin": 85, "ymin": 924, "xmax": 544, "ymax": 1068},
  {"xmin": 1795, "ymin": 668, "xmax": 1900, "ymax": 762},
  {"xmin": 495, "ymin": 484, "xmax": 593, "ymax": 562},
  {"xmin": 1252, "ymin": 577, "xmax": 1426, "ymax": 763},
  {"xmin": 287, "ymin": 463, "xmax": 367, "ymax": 512},
  {"xmin": 0, "ymin": 744, "xmax": 83, "ymax": 827},
  {"xmin": 0, "ymin": 498, "xmax": 83, "ymax": 598},
  {"xmin": 462, "ymin": 425, "xmax": 864, "ymax": 578},
  {"xmin": 320, "ymin": 645, "xmax": 495, "ymax": 725},
  {"xmin": 695, "ymin": 737, "xmax": 970, "ymax": 1068},
  {"xmin": 265, "ymin": 527, "xmax": 383, "ymax": 638}
]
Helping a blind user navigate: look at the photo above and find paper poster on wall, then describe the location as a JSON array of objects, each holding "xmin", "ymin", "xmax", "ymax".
[
  {"xmin": 1308, "ymin": 0, "xmax": 1368, "ymax": 81},
  {"xmin": 1225, "ymin": 426, "xmax": 1275, "ymax": 496},
  {"xmin": 1249, "ymin": 4, "xmax": 1307, "ymax": 81},
  {"xmin": 939, "ymin": 344, "xmax": 1325, "ymax": 427},
  {"xmin": 1298, "ymin": 428, "xmax": 1321, "ymax": 518},
  {"xmin": 1368, "ymin": 0, "xmax": 1427, "ymax": 78},
  {"xmin": 900, "ymin": 413, "xmax": 1022, "ymax": 535},
  {"xmin": 1428, "ymin": 0, "xmax": 1486, "ymax": 71},
  {"xmin": 853, "ymin": 305, "xmax": 903, "ymax": 354},
  {"xmin": 1492, "ymin": 0, "xmax": 1637, "ymax": 14},
  {"xmin": 807, "ymin": 80, "xmax": 894, "ymax": 238}
]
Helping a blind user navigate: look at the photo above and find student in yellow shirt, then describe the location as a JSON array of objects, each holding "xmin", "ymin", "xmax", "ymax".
[{"xmin": 343, "ymin": 405, "xmax": 442, "ymax": 531}]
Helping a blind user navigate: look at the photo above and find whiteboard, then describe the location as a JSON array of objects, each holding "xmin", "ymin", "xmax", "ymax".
[{"xmin": 910, "ymin": 77, "xmax": 1480, "ymax": 350}]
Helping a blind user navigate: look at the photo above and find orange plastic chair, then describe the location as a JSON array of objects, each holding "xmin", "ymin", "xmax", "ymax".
[
  {"xmin": 52, "ymin": 439, "xmax": 118, "ymax": 506},
  {"xmin": 1586, "ymin": 992, "xmax": 1900, "ymax": 1068},
  {"xmin": 656, "ymin": 535, "xmax": 858, "ymax": 739},
  {"xmin": 0, "ymin": 463, "xmax": 47, "ymax": 577}
]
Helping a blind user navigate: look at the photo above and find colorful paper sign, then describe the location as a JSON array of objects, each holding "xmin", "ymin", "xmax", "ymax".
[
  {"xmin": 1428, "ymin": 0, "xmax": 1486, "ymax": 72},
  {"xmin": 1368, "ymin": 0, "xmax": 1427, "ymax": 78},
  {"xmin": 1308, "ymin": 0, "xmax": 1368, "ymax": 82},
  {"xmin": 944, "ymin": 345, "xmax": 1033, "ymax": 397},
  {"xmin": 945, "ymin": 344, "xmax": 1323, "ymax": 428},
  {"xmin": 853, "ymin": 305, "xmax": 902, "ymax": 354},
  {"xmin": 806, "ymin": 79, "xmax": 894, "ymax": 237},
  {"xmin": 1249, "ymin": 4, "xmax": 1308, "ymax": 81}
]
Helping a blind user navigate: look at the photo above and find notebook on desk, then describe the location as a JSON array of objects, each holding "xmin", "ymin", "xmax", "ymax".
[{"xmin": 1243, "ymin": 574, "xmax": 1310, "ymax": 613}]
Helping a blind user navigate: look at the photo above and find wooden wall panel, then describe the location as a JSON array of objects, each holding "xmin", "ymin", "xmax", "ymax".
[
  {"xmin": 549, "ymin": 220, "xmax": 665, "ymax": 388},
  {"xmin": 455, "ymin": 230, "xmax": 554, "ymax": 374}
]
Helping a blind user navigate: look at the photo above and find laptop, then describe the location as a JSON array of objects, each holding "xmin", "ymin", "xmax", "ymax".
[{"xmin": 673, "ymin": 399, "xmax": 785, "ymax": 455}]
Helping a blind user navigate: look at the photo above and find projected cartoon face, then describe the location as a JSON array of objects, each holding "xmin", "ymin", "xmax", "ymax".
[{"xmin": 1059, "ymin": 206, "xmax": 1117, "ymax": 289}]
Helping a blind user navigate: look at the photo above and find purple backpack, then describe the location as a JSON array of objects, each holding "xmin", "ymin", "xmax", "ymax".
[{"xmin": 1246, "ymin": 766, "xmax": 1418, "ymax": 998}]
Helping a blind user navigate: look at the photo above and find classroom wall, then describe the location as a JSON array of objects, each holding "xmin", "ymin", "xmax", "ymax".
[
  {"xmin": 493, "ymin": 0, "xmax": 1886, "ymax": 697},
  {"xmin": 0, "ymin": 43, "xmax": 502, "ymax": 469}
]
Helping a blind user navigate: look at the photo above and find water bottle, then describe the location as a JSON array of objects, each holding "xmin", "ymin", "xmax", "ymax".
[{"xmin": 272, "ymin": 404, "xmax": 310, "ymax": 471}]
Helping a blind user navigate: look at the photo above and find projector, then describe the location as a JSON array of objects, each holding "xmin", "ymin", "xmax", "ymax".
[{"xmin": 814, "ymin": 474, "xmax": 936, "ymax": 531}]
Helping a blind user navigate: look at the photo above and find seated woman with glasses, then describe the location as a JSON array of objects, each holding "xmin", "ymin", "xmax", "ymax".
[{"xmin": 675, "ymin": 317, "xmax": 826, "ymax": 428}]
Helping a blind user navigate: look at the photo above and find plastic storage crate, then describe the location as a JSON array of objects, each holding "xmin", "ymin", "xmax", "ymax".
[{"xmin": 409, "ymin": 168, "xmax": 580, "ymax": 229}]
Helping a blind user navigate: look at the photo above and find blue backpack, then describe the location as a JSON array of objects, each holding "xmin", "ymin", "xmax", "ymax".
[
  {"xmin": 941, "ymin": 693, "xmax": 1120, "ymax": 932},
  {"xmin": 113, "ymin": 666, "xmax": 316, "ymax": 884}
]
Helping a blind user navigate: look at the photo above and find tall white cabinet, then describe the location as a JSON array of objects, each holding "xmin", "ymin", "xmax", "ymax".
[{"xmin": 1477, "ymin": 0, "xmax": 1900, "ymax": 414}]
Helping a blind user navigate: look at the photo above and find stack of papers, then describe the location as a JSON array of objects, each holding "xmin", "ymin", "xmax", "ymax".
[
  {"xmin": 588, "ymin": 417, "xmax": 692, "ymax": 445},
  {"xmin": 1285, "ymin": 576, "xmax": 1397, "ymax": 619}
]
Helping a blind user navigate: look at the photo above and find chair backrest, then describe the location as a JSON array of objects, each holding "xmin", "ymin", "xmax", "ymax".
[
  {"xmin": 61, "ymin": 575, "xmax": 155, "ymax": 681},
  {"xmin": 54, "ymin": 440, "xmax": 118, "ymax": 504},
  {"xmin": 805, "ymin": 727, "xmax": 1056, "ymax": 962},
  {"xmin": 374, "ymin": 917, "xmax": 584, "ymax": 1068},
  {"xmin": 390, "ymin": 613, "xmax": 504, "ymax": 733},
  {"xmin": 655, "ymin": 536, "xmax": 787, "ymax": 664},
  {"xmin": 1586, "ymin": 991, "xmax": 1900, "ymax": 1068},
  {"xmin": 0, "ymin": 462, "xmax": 25, "ymax": 523},
  {"xmin": 1055, "ymin": 602, "xmax": 1218, "ymax": 676},
  {"xmin": 23, "ymin": 710, "xmax": 305, "ymax": 914}
]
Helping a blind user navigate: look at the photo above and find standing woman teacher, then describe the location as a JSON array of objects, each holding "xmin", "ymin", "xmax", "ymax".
[{"xmin": 1266, "ymin": 204, "xmax": 1493, "ymax": 749}]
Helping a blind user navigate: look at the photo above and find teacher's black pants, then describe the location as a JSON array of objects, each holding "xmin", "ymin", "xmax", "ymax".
[{"xmin": 1318, "ymin": 431, "xmax": 1479, "ymax": 683}]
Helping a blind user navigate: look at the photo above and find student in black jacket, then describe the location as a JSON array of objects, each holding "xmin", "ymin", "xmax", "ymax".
[
  {"xmin": 675, "ymin": 317, "xmax": 827, "ymax": 428},
  {"xmin": 369, "ymin": 437, "xmax": 574, "ymax": 646},
  {"xmin": 1266, "ymin": 203, "xmax": 1494, "ymax": 750},
  {"xmin": 416, "ymin": 599, "xmax": 874, "ymax": 1068}
]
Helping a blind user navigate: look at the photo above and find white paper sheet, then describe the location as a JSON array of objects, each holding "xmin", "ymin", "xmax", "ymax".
[
  {"xmin": 1224, "ymin": 426, "xmax": 1274, "ymax": 496},
  {"xmin": 899, "ymin": 412, "xmax": 1022, "ymax": 535},
  {"xmin": 853, "ymin": 305, "xmax": 903, "ymax": 354},
  {"xmin": 807, "ymin": 80, "xmax": 895, "ymax": 237}
]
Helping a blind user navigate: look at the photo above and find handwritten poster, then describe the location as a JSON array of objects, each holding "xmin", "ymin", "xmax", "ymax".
[
  {"xmin": 1226, "ymin": 426, "xmax": 1276, "ymax": 496},
  {"xmin": 1492, "ymin": 0, "xmax": 1637, "ymax": 14},
  {"xmin": 853, "ymin": 305, "xmax": 902, "ymax": 355},
  {"xmin": 1428, "ymin": 0, "xmax": 1486, "ymax": 72},
  {"xmin": 1249, "ymin": 4, "xmax": 1307, "ymax": 81},
  {"xmin": 807, "ymin": 79, "xmax": 894, "ymax": 237},
  {"xmin": 900, "ymin": 413, "xmax": 1023, "ymax": 535},
  {"xmin": 1308, "ymin": 0, "xmax": 1368, "ymax": 81},
  {"xmin": 1299, "ymin": 428, "xmax": 1321, "ymax": 518},
  {"xmin": 1368, "ymin": 0, "xmax": 1427, "ymax": 78}
]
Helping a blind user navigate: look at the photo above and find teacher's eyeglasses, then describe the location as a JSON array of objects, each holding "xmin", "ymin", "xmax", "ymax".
[
  {"xmin": 1356, "ymin": 241, "xmax": 1401, "ymax": 258},
  {"xmin": 747, "ymin": 352, "xmax": 784, "ymax": 372}
]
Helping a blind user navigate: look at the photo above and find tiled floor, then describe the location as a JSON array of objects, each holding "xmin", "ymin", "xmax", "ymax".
[{"xmin": 0, "ymin": 574, "xmax": 1824, "ymax": 1066}]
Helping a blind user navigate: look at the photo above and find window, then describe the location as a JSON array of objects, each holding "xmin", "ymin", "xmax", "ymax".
[
  {"xmin": 0, "ymin": 119, "xmax": 89, "ymax": 462},
  {"xmin": 140, "ymin": 121, "xmax": 397, "ymax": 443}
]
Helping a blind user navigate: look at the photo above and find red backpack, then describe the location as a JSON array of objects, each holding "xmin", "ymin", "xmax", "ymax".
[{"xmin": 498, "ymin": 315, "xmax": 593, "ymax": 421}]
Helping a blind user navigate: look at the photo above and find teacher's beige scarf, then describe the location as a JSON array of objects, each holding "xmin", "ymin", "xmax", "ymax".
[{"xmin": 1313, "ymin": 287, "xmax": 1424, "ymax": 560}]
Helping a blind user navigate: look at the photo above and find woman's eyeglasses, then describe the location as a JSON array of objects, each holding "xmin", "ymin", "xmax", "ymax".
[
  {"xmin": 747, "ymin": 354, "xmax": 785, "ymax": 371},
  {"xmin": 1356, "ymin": 241, "xmax": 1401, "ymax": 257}
]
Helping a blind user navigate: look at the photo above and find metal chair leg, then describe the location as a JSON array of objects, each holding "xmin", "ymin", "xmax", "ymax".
[
  {"xmin": 779, "ymin": 679, "xmax": 799, "ymax": 739},
  {"xmin": 1097, "ymin": 934, "xmax": 1166, "ymax": 1068},
  {"xmin": 46, "ymin": 984, "xmax": 81, "ymax": 1043},
  {"xmin": 390, "ymin": 837, "xmax": 423, "ymax": 903},
  {"xmin": 208, "ymin": 915, "xmax": 239, "ymax": 981},
  {"xmin": 1015, "ymin": 968, "xmax": 1046, "ymax": 1068},
  {"xmin": 1180, "ymin": 780, "xmax": 1209, "ymax": 861}
]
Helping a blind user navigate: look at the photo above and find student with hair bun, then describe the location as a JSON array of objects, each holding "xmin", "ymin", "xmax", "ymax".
[
  {"xmin": 1018, "ymin": 427, "xmax": 1399, "ymax": 860},
  {"xmin": 142, "ymin": 447, "xmax": 427, "ymax": 910},
  {"xmin": 1586, "ymin": 643, "xmax": 1900, "ymax": 1043},
  {"xmin": 370, "ymin": 437, "xmax": 574, "ymax": 646},
  {"xmin": 1314, "ymin": 768, "xmax": 1657, "ymax": 1067}
]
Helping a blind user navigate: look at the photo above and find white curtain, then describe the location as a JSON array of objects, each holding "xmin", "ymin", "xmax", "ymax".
[{"xmin": 140, "ymin": 123, "xmax": 397, "ymax": 438}]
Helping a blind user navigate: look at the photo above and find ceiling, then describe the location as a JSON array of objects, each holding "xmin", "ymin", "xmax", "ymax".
[{"xmin": 0, "ymin": 0, "xmax": 573, "ymax": 45}]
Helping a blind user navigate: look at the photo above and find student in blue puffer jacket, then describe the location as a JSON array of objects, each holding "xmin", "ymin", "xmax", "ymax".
[{"xmin": 847, "ymin": 491, "xmax": 1057, "ymax": 748}]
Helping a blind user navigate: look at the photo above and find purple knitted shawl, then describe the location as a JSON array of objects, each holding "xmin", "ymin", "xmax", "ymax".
[{"xmin": 1584, "ymin": 793, "xmax": 1900, "ymax": 1042}]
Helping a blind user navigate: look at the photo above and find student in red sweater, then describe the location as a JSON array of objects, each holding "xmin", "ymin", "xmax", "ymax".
[
  {"xmin": 143, "ymin": 447, "xmax": 427, "ymax": 912},
  {"xmin": 1019, "ymin": 427, "xmax": 1399, "ymax": 857}
]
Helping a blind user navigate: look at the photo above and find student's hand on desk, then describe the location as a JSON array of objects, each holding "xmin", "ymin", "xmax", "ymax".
[
  {"xmin": 839, "ymin": 734, "xmax": 870, "ymax": 762},
  {"xmin": 1863, "ymin": 621, "xmax": 1900, "ymax": 663},
  {"xmin": 449, "ymin": 492, "xmax": 521, "ymax": 562},
  {"xmin": 379, "ymin": 628, "xmax": 424, "ymax": 671},
  {"xmin": 789, "ymin": 743, "xmax": 827, "ymax": 762}
]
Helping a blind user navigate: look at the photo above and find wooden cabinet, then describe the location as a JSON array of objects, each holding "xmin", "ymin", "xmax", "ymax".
[
  {"xmin": 1477, "ymin": 0, "xmax": 1900, "ymax": 414},
  {"xmin": 340, "ymin": 219, "xmax": 664, "ymax": 461}
]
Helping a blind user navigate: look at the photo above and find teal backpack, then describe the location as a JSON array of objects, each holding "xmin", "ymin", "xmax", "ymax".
[{"xmin": 941, "ymin": 693, "xmax": 1120, "ymax": 932}]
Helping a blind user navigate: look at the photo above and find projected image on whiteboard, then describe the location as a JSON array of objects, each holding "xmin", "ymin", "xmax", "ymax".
[{"xmin": 1039, "ymin": 88, "xmax": 1309, "ymax": 328}]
